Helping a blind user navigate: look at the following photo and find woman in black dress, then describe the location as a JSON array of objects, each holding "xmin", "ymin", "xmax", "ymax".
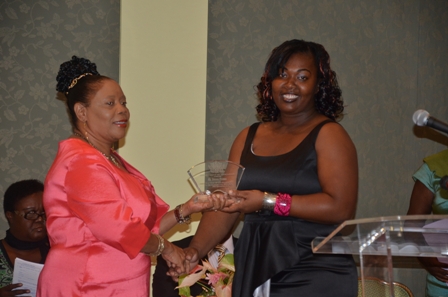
[{"xmin": 185, "ymin": 39, "xmax": 359, "ymax": 297}]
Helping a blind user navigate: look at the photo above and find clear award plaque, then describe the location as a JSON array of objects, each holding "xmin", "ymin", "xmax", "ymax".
[{"xmin": 187, "ymin": 160, "xmax": 245, "ymax": 194}]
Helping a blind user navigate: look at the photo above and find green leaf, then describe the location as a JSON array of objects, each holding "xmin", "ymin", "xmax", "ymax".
[
  {"xmin": 178, "ymin": 285, "xmax": 190, "ymax": 297},
  {"xmin": 219, "ymin": 254, "xmax": 235, "ymax": 272}
]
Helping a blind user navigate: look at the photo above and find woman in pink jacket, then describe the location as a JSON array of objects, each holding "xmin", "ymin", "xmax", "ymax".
[{"xmin": 37, "ymin": 56, "xmax": 224, "ymax": 297}]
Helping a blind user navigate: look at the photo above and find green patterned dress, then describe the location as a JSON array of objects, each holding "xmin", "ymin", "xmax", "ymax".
[{"xmin": 0, "ymin": 241, "xmax": 13, "ymax": 287}]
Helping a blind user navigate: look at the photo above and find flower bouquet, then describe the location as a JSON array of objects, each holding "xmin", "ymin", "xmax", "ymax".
[{"xmin": 177, "ymin": 253, "xmax": 234, "ymax": 297}]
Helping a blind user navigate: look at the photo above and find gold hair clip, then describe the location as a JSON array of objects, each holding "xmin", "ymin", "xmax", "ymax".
[{"xmin": 68, "ymin": 73, "xmax": 93, "ymax": 90}]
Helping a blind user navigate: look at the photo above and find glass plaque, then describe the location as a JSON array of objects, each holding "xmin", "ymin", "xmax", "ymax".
[{"xmin": 187, "ymin": 160, "xmax": 245, "ymax": 195}]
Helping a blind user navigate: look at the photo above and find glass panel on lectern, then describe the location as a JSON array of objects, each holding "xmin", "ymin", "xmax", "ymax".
[
  {"xmin": 311, "ymin": 215, "xmax": 448, "ymax": 297},
  {"xmin": 312, "ymin": 215, "xmax": 448, "ymax": 257}
]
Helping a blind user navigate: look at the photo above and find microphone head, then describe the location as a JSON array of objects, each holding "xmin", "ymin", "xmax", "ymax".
[{"xmin": 413, "ymin": 109, "xmax": 429, "ymax": 126}]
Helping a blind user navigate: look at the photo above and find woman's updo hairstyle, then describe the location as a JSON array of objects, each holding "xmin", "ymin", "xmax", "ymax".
[
  {"xmin": 56, "ymin": 56, "xmax": 108, "ymax": 128},
  {"xmin": 256, "ymin": 39, "xmax": 344, "ymax": 122}
]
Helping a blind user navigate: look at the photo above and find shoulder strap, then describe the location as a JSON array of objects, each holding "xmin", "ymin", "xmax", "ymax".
[
  {"xmin": 306, "ymin": 119, "xmax": 335, "ymax": 142},
  {"xmin": 242, "ymin": 122, "xmax": 261, "ymax": 153}
]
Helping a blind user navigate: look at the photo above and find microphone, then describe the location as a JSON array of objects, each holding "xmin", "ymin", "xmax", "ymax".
[
  {"xmin": 440, "ymin": 175, "xmax": 448, "ymax": 191},
  {"xmin": 413, "ymin": 109, "xmax": 448, "ymax": 134}
]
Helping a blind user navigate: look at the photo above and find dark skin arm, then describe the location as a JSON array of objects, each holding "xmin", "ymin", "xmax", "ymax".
[
  {"xmin": 157, "ymin": 194, "xmax": 228, "ymax": 235},
  {"xmin": 407, "ymin": 180, "xmax": 434, "ymax": 215},
  {"xmin": 407, "ymin": 180, "xmax": 448, "ymax": 283},
  {"xmin": 186, "ymin": 211, "xmax": 240, "ymax": 261}
]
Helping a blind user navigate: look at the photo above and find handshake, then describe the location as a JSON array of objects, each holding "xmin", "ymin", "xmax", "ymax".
[
  {"xmin": 165, "ymin": 246, "xmax": 203, "ymax": 280},
  {"xmin": 152, "ymin": 233, "xmax": 236, "ymax": 297},
  {"xmin": 161, "ymin": 190, "xmax": 241, "ymax": 278}
]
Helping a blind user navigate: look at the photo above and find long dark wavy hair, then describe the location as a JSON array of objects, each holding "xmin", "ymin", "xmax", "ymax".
[{"xmin": 256, "ymin": 39, "xmax": 344, "ymax": 122}]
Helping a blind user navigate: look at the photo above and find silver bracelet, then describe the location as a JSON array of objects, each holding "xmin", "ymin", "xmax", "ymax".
[{"xmin": 262, "ymin": 192, "xmax": 277, "ymax": 211}]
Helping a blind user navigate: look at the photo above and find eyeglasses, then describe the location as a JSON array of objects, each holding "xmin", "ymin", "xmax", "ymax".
[{"xmin": 14, "ymin": 210, "xmax": 46, "ymax": 221}]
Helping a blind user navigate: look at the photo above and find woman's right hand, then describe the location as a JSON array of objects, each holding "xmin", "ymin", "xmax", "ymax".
[
  {"xmin": 161, "ymin": 241, "xmax": 188, "ymax": 277},
  {"xmin": 0, "ymin": 283, "xmax": 31, "ymax": 297},
  {"xmin": 418, "ymin": 257, "xmax": 448, "ymax": 283}
]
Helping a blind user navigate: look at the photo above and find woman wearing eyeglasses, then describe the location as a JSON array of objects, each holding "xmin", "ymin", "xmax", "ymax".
[{"xmin": 0, "ymin": 179, "xmax": 49, "ymax": 297}]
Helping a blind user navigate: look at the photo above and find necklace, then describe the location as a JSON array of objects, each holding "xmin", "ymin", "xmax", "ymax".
[{"xmin": 73, "ymin": 132, "xmax": 120, "ymax": 167}]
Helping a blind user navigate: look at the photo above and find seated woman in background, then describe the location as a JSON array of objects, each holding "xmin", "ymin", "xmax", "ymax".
[
  {"xmin": 407, "ymin": 149, "xmax": 448, "ymax": 297},
  {"xmin": 0, "ymin": 179, "xmax": 49, "ymax": 296}
]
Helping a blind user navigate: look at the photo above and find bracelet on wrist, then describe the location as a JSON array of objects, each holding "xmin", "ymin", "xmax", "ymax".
[
  {"xmin": 179, "ymin": 204, "xmax": 191, "ymax": 224},
  {"xmin": 274, "ymin": 193, "xmax": 292, "ymax": 216},
  {"xmin": 147, "ymin": 233, "xmax": 165, "ymax": 257},
  {"xmin": 262, "ymin": 192, "xmax": 276, "ymax": 211},
  {"xmin": 174, "ymin": 204, "xmax": 191, "ymax": 224}
]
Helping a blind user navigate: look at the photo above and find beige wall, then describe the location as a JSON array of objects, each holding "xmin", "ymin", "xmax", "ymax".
[{"xmin": 120, "ymin": 0, "xmax": 208, "ymax": 241}]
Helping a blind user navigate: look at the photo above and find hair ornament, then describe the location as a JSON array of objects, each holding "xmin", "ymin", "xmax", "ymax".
[
  {"xmin": 56, "ymin": 56, "xmax": 99, "ymax": 93},
  {"xmin": 67, "ymin": 73, "xmax": 93, "ymax": 91}
]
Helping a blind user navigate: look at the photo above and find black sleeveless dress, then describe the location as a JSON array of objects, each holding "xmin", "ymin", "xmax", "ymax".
[{"xmin": 232, "ymin": 121, "xmax": 357, "ymax": 297}]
